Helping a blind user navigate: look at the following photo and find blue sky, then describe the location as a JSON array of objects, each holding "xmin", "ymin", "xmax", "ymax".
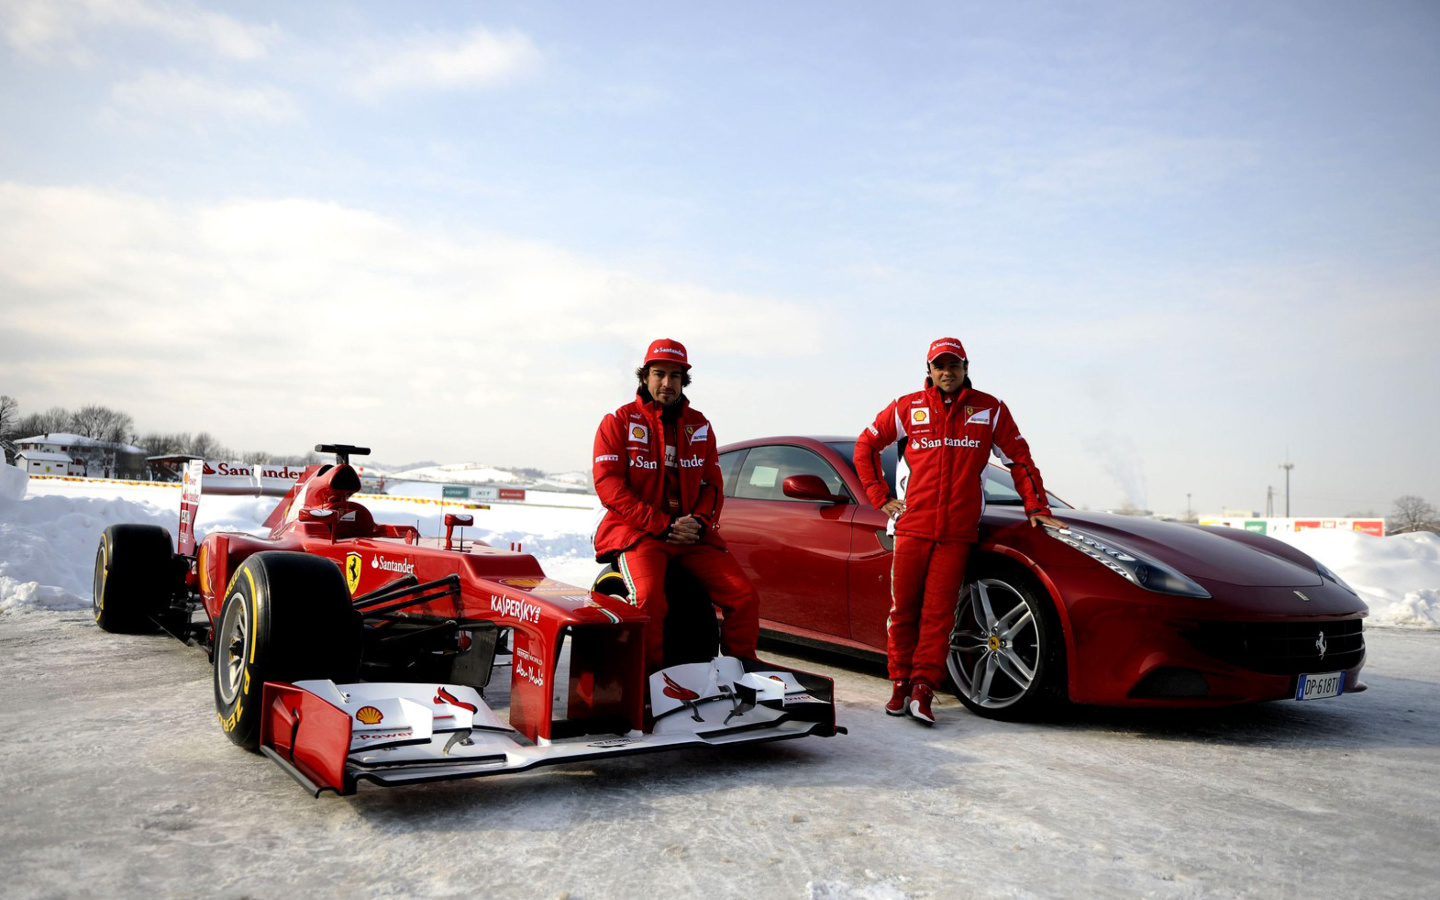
[{"xmin": 2, "ymin": 1, "xmax": 1437, "ymax": 516}]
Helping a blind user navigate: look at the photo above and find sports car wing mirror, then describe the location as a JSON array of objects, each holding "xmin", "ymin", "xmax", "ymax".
[{"xmin": 782, "ymin": 474, "xmax": 847, "ymax": 505}]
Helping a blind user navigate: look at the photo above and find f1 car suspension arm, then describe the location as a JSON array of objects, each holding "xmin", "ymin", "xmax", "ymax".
[{"xmin": 353, "ymin": 574, "xmax": 461, "ymax": 618}]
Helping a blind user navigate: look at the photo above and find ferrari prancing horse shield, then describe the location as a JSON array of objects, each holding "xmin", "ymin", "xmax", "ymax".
[{"xmin": 345, "ymin": 552, "xmax": 363, "ymax": 594}]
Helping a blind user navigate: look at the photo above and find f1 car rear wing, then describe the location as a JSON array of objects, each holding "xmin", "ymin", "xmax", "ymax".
[{"xmin": 177, "ymin": 459, "xmax": 307, "ymax": 556}]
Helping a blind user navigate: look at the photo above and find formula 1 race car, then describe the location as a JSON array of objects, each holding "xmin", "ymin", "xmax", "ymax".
[{"xmin": 92, "ymin": 444, "xmax": 841, "ymax": 796}]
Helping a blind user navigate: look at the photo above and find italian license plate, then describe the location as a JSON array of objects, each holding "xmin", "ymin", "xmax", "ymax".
[{"xmin": 1295, "ymin": 671, "xmax": 1345, "ymax": 701}]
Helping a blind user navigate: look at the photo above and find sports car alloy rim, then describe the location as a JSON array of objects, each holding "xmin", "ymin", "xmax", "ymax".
[
  {"xmin": 948, "ymin": 578, "xmax": 1040, "ymax": 709},
  {"xmin": 217, "ymin": 592, "xmax": 251, "ymax": 705}
]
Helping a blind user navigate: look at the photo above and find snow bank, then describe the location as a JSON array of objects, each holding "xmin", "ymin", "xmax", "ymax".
[
  {"xmin": 0, "ymin": 463, "xmax": 27, "ymax": 504},
  {"xmin": 1270, "ymin": 529, "xmax": 1440, "ymax": 628},
  {"xmin": 2, "ymin": 477, "xmax": 1436, "ymax": 629},
  {"xmin": 0, "ymin": 478, "xmax": 603, "ymax": 614}
]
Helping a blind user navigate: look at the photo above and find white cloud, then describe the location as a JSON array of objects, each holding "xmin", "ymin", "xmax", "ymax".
[
  {"xmin": 350, "ymin": 25, "xmax": 541, "ymax": 97},
  {"xmin": 1, "ymin": 0, "xmax": 275, "ymax": 64},
  {"xmin": 0, "ymin": 183, "xmax": 817, "ymax": 466},
  {"xmin": 107, "ymin": 69, "xmax": 299, "ymax": 124}
]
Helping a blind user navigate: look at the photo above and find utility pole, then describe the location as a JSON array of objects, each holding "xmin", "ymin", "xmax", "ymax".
[
  {"xmin": 1186, "ymin": 493, "xmax": 1193, "ymax": 522},
  {"xmin": 1266, "ymin": 485, "xmax": 1274, "ymax": 517},
  {"xmin": 1279, "ymin": 461, "xmax": 1294, "ymax": 517}
]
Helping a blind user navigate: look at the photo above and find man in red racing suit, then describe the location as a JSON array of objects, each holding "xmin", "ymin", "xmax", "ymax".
[
  {"xmin": 593, "ymin": 338, "xmax": 759, "ymax": 674},
  {"xmin": 854, "ymin": 337, "xmax": 1064, "ymax": 724}
]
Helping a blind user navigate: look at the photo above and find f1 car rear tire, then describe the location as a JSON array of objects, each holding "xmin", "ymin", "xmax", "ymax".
[
  {"xmin": 214, "ymin": 551, "xmax": 363, "ymax": 750},
  {"xmin": 593, "ymin": 564, "xmax": 720, "ymax": 667},
  {"xmin": 93, "ymin": 524, "xmax": 176, "ymax": 634},
  {"xmin": 946, "ymin": 566, "xmax": 1067, "ymax": 721}
]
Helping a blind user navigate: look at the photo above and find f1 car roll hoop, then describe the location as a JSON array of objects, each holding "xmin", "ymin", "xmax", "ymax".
[{"xmin": 92, "ymin": 441, "xmax": 844, "ymax": 796}]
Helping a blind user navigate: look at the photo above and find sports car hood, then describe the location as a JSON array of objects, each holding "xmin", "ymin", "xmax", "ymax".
[{"xmin": 1049, "ymin": 511, "xmax": 1324, "ymax": 588}]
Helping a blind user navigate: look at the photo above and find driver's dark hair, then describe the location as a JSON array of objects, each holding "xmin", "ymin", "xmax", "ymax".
[{"xmin": 636, "ymin": 365, "xmax": 692, "ymax": 388}]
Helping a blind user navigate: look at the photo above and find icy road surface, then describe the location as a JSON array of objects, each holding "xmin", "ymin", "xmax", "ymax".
[{"xmin": 1, "ymin": 611, "xmax": 1436, "ymax": 900}]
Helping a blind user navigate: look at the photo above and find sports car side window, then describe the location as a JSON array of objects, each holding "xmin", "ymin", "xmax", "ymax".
[
  {"xmin": 734, "ymin": 445, "xmax": 851, "ymax": 502},
  {"xmin": 717, "ymin": 449, "xmax": 746, "ymax": 498}
]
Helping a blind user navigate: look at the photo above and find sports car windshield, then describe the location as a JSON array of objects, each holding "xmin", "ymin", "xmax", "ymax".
[{"xmin": 826, "ymin": 441, "xmax": 1070, "ymax": 510}]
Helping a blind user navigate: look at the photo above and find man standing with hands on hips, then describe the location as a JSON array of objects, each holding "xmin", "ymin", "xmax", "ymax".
[
  {"xmin": 854, "ymin": 337, "xmax": 1064, "ymax": 725},
  {"xmin": 592, "ymin": 339, "xmax": 759, "ymax": 675}
]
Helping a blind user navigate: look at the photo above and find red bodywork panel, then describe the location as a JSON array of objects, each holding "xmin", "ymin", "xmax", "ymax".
[{"xmin": 196, "ymin": 462, "xmax": 646, "ymax": 742}]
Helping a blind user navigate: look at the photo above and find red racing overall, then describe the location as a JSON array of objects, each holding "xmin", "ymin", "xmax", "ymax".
[
  {"xmin": 855, "ymin": 381, "xmax": 1051, "ymax": 689},
  {"xmin": 593, "ymin": 388, "xmax": 758, "ymax": 672}
]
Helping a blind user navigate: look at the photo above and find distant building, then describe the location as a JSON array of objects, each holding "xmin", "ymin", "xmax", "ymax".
[
  {"xmin": 13, "ymin": 433, "xmax": 147, "ymax": 479},
  {"xmin": 15, "ymin": 448, "xmax": 79, "ymax": 476}
]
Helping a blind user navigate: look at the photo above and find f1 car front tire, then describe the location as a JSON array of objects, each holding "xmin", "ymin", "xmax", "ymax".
[
  {"xmin": 946, "ymin": 567, "xmax": 1067, "ymax": 721},
  {"xmin": 214, "ymin": 552, "xmax": 363, "ymax": 750},
  {"xmin": 93, "ymin": 524, "xmax": 176, "ymax": 634}
]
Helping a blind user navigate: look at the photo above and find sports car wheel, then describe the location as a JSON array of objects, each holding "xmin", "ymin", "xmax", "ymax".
[
  {"xmin": 946, "ymin": 572, "xmax": 1066, "ymax": 721},
  {"xmin": 214, "ymin": 552, "xmax": 362, "ymax": 750},
  {"xmin": 92, "ymin": 524, "xmax": 176, "ymax": 634}
]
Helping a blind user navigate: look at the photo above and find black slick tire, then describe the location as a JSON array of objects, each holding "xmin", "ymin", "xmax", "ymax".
[
  {"xmin": 213, "ymin": 551, "xmax": 362, "ymax": 751},
  {"xmin": 93, "ymin": 524, "xmax": 175, "ymax": 634}
]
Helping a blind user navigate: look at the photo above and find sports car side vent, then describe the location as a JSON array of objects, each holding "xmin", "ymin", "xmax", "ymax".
[{"xmin": 1180, "ymin": 619, "xmax": 1365, "ymax": 675}]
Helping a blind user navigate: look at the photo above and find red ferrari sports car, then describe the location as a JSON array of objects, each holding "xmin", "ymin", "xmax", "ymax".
[{"xmin": 711, "ymin": 436, "xmax": 1367, "ymax": 720}]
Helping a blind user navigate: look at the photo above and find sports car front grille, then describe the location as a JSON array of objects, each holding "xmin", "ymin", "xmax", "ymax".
[{"xmin": 1181, "ymin": 619, "xmax": 1365, "ymax": 675}]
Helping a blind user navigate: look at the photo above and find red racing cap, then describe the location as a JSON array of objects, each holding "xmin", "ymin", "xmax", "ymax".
[
  {"xmin": 927, "ymin": 337, "xmax": 967, "ymax": 363},
  {"xmin": 643, "ymin": 338, "xmax": 691, "ymax": 370}
]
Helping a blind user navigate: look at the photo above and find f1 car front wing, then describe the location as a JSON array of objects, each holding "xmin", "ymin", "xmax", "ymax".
[{"xmin": 259, "ymin": 657, "xmax": 843, "ymax": 796}]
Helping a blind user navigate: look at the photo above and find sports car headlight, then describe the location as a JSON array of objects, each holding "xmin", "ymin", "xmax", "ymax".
[{"xmin": 1044, "ymin": 526, "xmax": 1211, "ymax": 599}]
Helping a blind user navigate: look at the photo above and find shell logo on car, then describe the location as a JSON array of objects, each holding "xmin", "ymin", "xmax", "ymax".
[{"xmin": 355, "ymin": 706, "xmax": 383, "ymax": 725}]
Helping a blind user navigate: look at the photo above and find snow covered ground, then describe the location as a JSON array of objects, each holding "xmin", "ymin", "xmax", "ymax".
[
  {"xmin": 2, "ymin": 468, "xmax": 1439, "ymax": 899},
  {"xmin": 2, "ymin": 470, "xmax": 1437, "ymax": 628}
]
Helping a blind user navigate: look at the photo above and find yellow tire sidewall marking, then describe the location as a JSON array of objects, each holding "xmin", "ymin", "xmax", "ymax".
[{"xmin": 94, "ymin": 534, "xmax": 110, "ymax": 621}]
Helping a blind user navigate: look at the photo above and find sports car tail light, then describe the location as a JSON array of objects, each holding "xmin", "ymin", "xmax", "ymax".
[
  {"xmin": 1044, "ymin": 526, "xmax": 1211, "ymax": 598},
  {"xmin": 1181, "ymin": 619, "xmax": 1365, "ymax": 675}
]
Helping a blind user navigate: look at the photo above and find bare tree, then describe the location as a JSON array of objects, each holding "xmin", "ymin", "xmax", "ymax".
[
  {"xmin": 68, "ymin": 405, "xmax": 133, "ymax": 442},
  {"xmin": 187, "ymin": 432, "xmax": 233, "ymax": 460},
  {"xmin": 1388, "ymin": 495, "xmax": 1438, "ymax": 535},
  {"xmin": 136, "ymin": 432, "xmax": 194, "ymax": 458},
  {"xmin": 0, "ymin": 395, "xmax": 18, "ymax": 436},
  {"xmin": 66, "ymin": 405, "xmax": 135, "ymax": 476},
  {"xmin": 0, "ymin": 395, "xmax": 18, "ymax": 463},
  {"xmin": 15, "ymin": 406, "xmax": 72, "ymax": 438}
]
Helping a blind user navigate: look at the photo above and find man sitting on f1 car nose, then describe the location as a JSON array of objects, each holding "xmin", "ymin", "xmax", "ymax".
[{"xmin": 592, "ymin": 338, "xmax": 760, "ymax": 674}]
